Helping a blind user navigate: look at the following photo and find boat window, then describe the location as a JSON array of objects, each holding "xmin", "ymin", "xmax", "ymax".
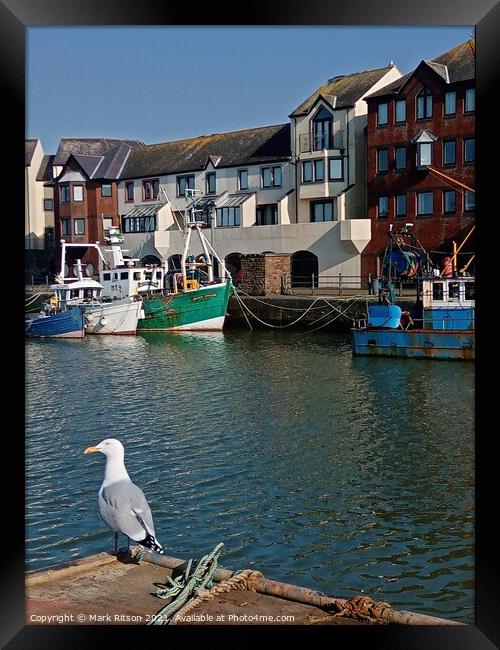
[
  {"xmin": 156, "ymin": 271, "xmax": 162, "ymax": 280},
  {"xmin": 448, "ymin": 282, "xmax": 460, "ymax": 300},
  {"xmin": 133, "ymin": 272, "xmax": 141, "ymax": 281},
  {"xmin": 113, "ymin": 273, "xmax": 118, "ymax": 280},
  {"xmin": 432, "ymin": 283, "xmax": 444, "ymax": 301},
  {"xmin": 83, "ymin": 289, "xmax": 94, "ymax": 300},
  {"xmin": 120, "ymin": 271, "xmax": 129, "ymax": 280},
  {"xmin": 70, "ymin": 290, "xmax": 80, "ymax": 299},
  {"xmin": 145, "ymin": 271, "xmax": 152, "ymax": 281},
  {"xmin": 464, "ymin": 282, "xmax": 475, "ymax": 300},
  {"xmin": 103, "ymin": 273, "xmax": 111, "ymax": 281}
]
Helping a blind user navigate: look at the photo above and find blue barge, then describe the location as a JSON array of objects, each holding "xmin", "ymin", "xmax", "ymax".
[{"xmin": 352, "ymin": 227, "xmax": 475, "ymax": 361}]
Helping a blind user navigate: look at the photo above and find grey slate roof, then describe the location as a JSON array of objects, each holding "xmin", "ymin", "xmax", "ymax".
[
  {"xmin": 36, "ymin": 154, "xmax": 55, "ymax": 182},
  {"xmin": 365, "ymin": 39, "xmax": 475, "ymax": 99},
  {"xmin": 25, "ymin": 139, "xmax": 38, "ymax": 166},
  {"xmin": 289, "ymin": 66, "xmax": 395, "ymax": 117},
  {"xmin": 121, "ymin": 124, "xmax": 291, "ymax": 180},
  {"xmin": 61, "ymin": 142, "xmax": 138, "ymax": 181},
  {"xmin": 53, "ymin": 138, "xmax": 144, "ymax": 166}
]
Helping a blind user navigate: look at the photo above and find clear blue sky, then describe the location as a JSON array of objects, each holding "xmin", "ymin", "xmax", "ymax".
[{"xmin": 27, "ymin": 26, "xmax": 473, "ymax": 154}]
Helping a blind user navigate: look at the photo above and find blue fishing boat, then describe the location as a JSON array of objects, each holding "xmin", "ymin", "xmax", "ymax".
[
  {"xmin": 25, "ymin": 306, "xmax": 86, "ymax": 338},
  {"xmin": 352, "ymin": 226, "xmax": 475, "ymax": 360}
]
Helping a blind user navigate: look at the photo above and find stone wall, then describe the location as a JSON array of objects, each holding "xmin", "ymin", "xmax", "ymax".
[{"xmin": 240, "ymin": 253, "xmax": 291, "ymax": 295}]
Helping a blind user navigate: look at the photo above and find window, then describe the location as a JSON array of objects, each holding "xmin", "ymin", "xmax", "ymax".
[
  {"xmin": 302, "ymin": 159, "xmax": 324, "ymax": 183},
  {"xmin": 103, "ymin": 217, "xmax": 113, "ymax": 231},
  {"xmin": 377, "ymin": 102, "xmax": 388, "ymax": 126},
  {"xmin": 176, "ymin": 175, "xmax": 194, "ymax": 197},
  {"xmin": 238, "ymin": 169, "xmax": 248, "ymax": 190},
  {"xmin": 215, "ymin": 206, "xmax": 241, "ymax": 227},
  {"xmin": 133, "ymin": 272, "xmax": 141, "ymax": 281},
  {"xmin": 417, "ymin": 191, "xmax": 433, "ymax": 216},
  {"xmin": 312, "ymin": 106, "xmax": 332, "ymax": 150},
  {"xmin": 120, "ymin": 271, "xmax": 129, "ymax": 280},
  {"xmin": 311, "ymin": 200, "xmax": 334, "ymax": 222},
  {"xmin": 261, "ymin": 166, "xmax": 282, "ymax": 188},
  {"xmin": 417, "ymin": 142, "xmax": 433, "ymax": 167},
  {"xmin": 464, "ymin": 190, "xmax": 475, "ymax": 211},
  {"xmin": 61, "ymin": 218, "xmax": 71, "ymax": 235},
  {"xmin": 74, "ymin": 218, "xmax": 85, "ymax": 235},
  {"xmin": 60, "ymin": 185, "xmax": 70, "ymax": 203},
  {"xmin": 143, "ymin": 178, "xmax": 160, "ymax": 200},
  {"xmin": 395, "ymin": 99, "xmax": 406, "ymax": 123},
  {"xmin": 443, "ymin": 190, "xmax": 456, "ymax": 213},
  {"xmin": 465, "ymin": 88, "xmax": 475, "ymax": 112},
  {"xmin": 125, "ymin": 182, "xmax": 134, "ymax": 202},
  {"xmin": 256, "ymin": 204, "xmax": 278, "ymax": 225},
  {"xmin": 395, "ymin": 146, "xmax": 406, "ymax": 170},
  {"xmin": 377, "ymin": 148, "xmax": 389, "ymax": 173},
  {"xmin": 302, "ymin": 161, "xmax": 313, "ymax": 183},
  {"xmin": 329, "ymin": 157, "xmax": 343, "ymax": 180},
  {"xmin": 122, "ymin": 216, "xmax": 157, "ymax": 233},
  {"xmin": 417, "ymin": 88, "xmax": 432, "ymax": 119},
  {"xmin": 443, "ymin": 140, "xmax": 456, "ymax": 165},
  {"xmin": 444, "ymin": 92, "xmax": 456, "ymax": 115},
  {"xmin": 464, "ymin": 138, "xmax": 475, "ymax": 163},
  {"xmin": 103, "ymin": 272, "xmax": 111, "ymax": 281},
  {"xmin": 396, "ymin": 194, "xmax": 407, "ymax": 217},
  {"xmin": 43, "ymin": 198, "xmax": 53, "ymax": 211},
  {"xmin": 314, "ymin": 159, "xmax": 324, "ymax": 181},
  {"xmin": 206, "ymin": 172, "xmax": 216, "ymax": 194},
  {"xmin": 377, "ymin": 196, "xmax": 389, "ymax": 219},
  {"xmin": 101, "ymin": 184, "xmax": 112, "ymax": 197},
  {"xmin": 73, "ymin": 185, "xmax": 84, "ymax": 202}
]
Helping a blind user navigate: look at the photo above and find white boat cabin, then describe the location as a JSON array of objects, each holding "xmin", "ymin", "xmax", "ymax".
[
  {"xmin": 422, "ymin": 277, "xmax": 475, "ymax": 309},
  {"xmin": 51, "ymin": 279, "xmax": 104, "ymax": 309}
]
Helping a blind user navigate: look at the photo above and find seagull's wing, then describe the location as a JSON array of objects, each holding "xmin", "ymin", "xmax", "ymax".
[
  {"xmin": 99, "ymin": 480, "xmax": 154, "ymax": 542},
  {"xmin": 129, "ymin": 482, "xmax": 156, "ymax": 538}
]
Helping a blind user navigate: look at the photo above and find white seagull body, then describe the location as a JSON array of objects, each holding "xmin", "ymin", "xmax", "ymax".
[{"xmin": 84, "ymin": 438, "xmax": 164, "ymax": 554}]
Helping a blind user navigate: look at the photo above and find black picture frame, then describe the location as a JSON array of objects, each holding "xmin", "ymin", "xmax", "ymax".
[{"xmin": 8, "ymin": 1, "xmax": 499, "ymax": 648}]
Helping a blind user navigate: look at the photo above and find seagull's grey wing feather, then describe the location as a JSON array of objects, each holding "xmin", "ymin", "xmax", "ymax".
[
  {"xmin": 129, "ymin": 484, "xmax": 156, "ymax": 537},
  {"xmin": 99, "ymin": 480, "xmax": 155, "ymax": 542}
]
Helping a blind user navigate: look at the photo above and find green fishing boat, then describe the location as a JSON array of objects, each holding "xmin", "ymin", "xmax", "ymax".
[
  {"xmin": 136, "ymin": 208, "xmax": 233, "ymax": 332},
  {"xmin": 138, "ymin": 278, "xmax": 232, "ymax": 331}
]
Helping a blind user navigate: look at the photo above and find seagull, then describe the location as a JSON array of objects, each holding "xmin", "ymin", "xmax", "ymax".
[{"xmin": 84, "ymin": 438, "xmax": 164, "ymax": 555}]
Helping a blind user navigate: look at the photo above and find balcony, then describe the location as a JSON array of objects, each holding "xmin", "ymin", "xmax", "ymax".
[{"xmin": 299, "ymin": 131, "xmax": 345, "ymax": 154}]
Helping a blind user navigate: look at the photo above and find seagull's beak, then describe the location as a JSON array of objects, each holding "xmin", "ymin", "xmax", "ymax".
[{"xmin": 84, "ymin": 445, "xmax": 101, "ymax": 454}]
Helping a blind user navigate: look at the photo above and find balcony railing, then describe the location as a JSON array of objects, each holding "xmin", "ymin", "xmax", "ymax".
[{"xmin": 299, "ymin": 131, "xmax": 345, "ymax": 154}]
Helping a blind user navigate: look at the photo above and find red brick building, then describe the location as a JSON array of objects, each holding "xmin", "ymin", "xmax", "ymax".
[
  {"xmin": 362, "ymin": 40, "xmax": 475, "ymax": 278},
  {"xmin": 52, "ymin": 139, "xmax": 143, "ymax": 276}
]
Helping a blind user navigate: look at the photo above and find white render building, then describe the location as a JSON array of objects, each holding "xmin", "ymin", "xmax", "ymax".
[{"xmin": 115, "ymin": 64, "xmax": 402, "ymax": 286}]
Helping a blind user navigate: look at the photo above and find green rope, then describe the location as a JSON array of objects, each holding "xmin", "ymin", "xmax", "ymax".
[{"xmin": 147, "ymin": 543, "xmax": 224, "ymax": 625}]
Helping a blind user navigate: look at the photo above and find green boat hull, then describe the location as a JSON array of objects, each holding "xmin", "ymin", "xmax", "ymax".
[{"xmin": 137, "ymin": 280, "xmax": 232, "ymax": 331}]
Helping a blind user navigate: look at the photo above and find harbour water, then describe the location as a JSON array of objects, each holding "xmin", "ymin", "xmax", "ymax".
[{"xmin": 25, "ymin": 330, "xmax": 474, "ymax": 622}]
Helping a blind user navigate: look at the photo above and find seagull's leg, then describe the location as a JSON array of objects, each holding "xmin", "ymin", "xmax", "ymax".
[
  {"xmin": 114, "ymin": 531, "xmax": 119, "ymax": 554},
  {"xmin": 127, "ymin": 536, "xmax": 130, "ymax": 553}
]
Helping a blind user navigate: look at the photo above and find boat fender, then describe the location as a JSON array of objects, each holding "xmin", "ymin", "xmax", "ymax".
[
  {"xmin": 100, "ymin": 316, "xmax": 108, "ymax": 326},
  {"xmin": 85, "ymin": 314, "xmax": 94, "ymax": 323}
]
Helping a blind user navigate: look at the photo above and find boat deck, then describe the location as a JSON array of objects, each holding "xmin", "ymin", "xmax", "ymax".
[{"xmin": 26, "ymin": 552, "xmax": 369, "ymax": 626}]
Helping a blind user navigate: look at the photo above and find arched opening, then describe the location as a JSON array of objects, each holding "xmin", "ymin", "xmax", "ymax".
[
  {"xmin": 291, "ymin": 250, "xmax": 318, "ymax": 288},
  {"xmin": 140, "ymin": 254, "xmax": 161, "ymax": 266},
  {"xmin": 225, "ymin": 252, "xmax": 242, "ymax": 279},
  {"xmin": 167, "ymin": 254, "xmax": 182, "ymax": 270}
]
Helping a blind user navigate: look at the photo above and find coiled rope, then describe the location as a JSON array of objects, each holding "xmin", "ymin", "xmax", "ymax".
[{"xmin": 147, "ymin": 543, "xmax": 225, "ymax": 625}]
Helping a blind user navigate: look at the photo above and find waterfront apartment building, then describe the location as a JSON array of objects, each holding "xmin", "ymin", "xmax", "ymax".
[
  {"xmin": 116, "ymin": 64, "xmax": 400, "ymax": 285},
  {"xmin": 362, "ymin": 40, "xmax": 475, "ymax": 277},
  {"xmin": 51, "ymin": 138, "xmax": 144, "ymax": 276},
  {"xmin": 25, "ymin": 139, "xmax": 56, "ymax": 279}
]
